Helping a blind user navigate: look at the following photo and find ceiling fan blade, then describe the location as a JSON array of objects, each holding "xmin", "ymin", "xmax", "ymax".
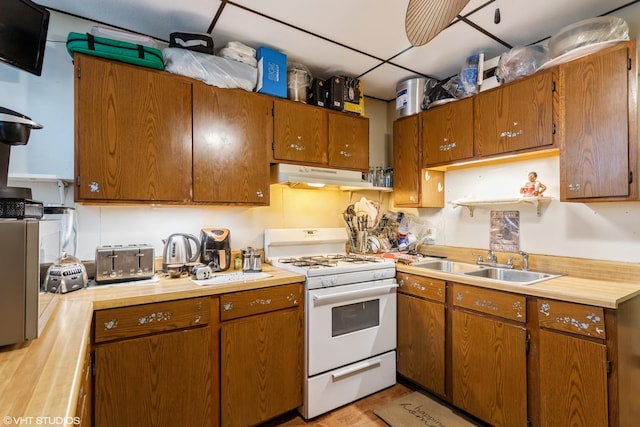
[{"xmin": 405, "ymin": 0, "xmax": 470, "ymax": 47}]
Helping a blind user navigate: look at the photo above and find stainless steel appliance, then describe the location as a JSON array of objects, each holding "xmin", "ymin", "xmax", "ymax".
[
  {"xmin": 95, "ymin": 244, "xmax": 155, "ymax": 284},
  {"xmin": 0, "ymin": 219, "xmax": 39, "ymax": 346},
  {"xmin": 200, "ymin": 228, "xmax": 230, "ymax": 272},
  {"xmin": 43, "ymin": 263, "xmax": 87, "ymax": 293},
  {"xmin": 162, "ymin": 233, "xmax": 200, "ymax": 271},
  {"xmin": 265, "ymin": 228, "xmax": 397, "ymax": 419}
]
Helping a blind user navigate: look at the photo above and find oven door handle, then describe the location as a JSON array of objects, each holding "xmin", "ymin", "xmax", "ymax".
[
  {"xmin": 312, "ymin": 283, "xmax": 398, "ymax": 305},
  {"xmin": 331, "ymin": 358, "xmax": 382, "ymax": 381}
]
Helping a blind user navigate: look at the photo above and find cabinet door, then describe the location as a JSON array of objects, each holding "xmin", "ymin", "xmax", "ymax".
[
  {"xmin": 397, "ymin": 292, "xmax": 445, "ymax": 396},
  {"xmin": 559, "ymin": 42, "xmax": 636, "ymax": 201},
  {"xmin": 475, "ymin": 70, "xmax": 554, "ymax": 157},
  {"xmin": 423, "ymin": 98, "xmax": 474, "ymax": 165},
  {"xmin": 538, "ymin": 329, "xmax": 608, "ymax": 426},
  {"xmin": 393, "ymin": 114, "xmax": 421, "ymax": 206},
  {"xmin": 452, "ymin": 310, "xmax": 527, "ymax": 427},
  {"xmin": 94, "ymin": 326, "xmax": 211, "ymax": 427},
  {"xmin": 273, "ymin": 99, "xmax": 328, "ymax": 164},
  {"xmin": 193, "ymin": 85, "xmax": 271, "ymax": 204},
  {"xmin": 221, "ymin": 308, "xmax": 303, "ymax": 427},
  {"xmin": 327, "ymin": 113, "xmax": 369, "ymax": 171},
  {"xmin": 74, "ymin": 54, "xmax": 193, "ymax": 202}
]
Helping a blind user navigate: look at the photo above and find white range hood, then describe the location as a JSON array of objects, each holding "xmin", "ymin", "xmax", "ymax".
[{"xmin": 270, "ymin": 163, "xmax": 373, "ymax": 190}]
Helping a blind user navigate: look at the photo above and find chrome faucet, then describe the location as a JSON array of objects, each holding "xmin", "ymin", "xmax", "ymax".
[
  {"xmin": 476, "ymin": 249, "xmax": 514, "ymax": 269},
  {"xmin": 520, "ymin": 251, "xmax": 529, "ymax": 271}
]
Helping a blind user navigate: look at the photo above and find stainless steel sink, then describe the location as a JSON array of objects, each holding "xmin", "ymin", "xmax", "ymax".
[
  {"xmin": 463, "ymin": 267, "xmax": 561, "ymax": 285},
  {"xmin": 412, "ymin": 260, "xmax": 483, "ymax": 274}
]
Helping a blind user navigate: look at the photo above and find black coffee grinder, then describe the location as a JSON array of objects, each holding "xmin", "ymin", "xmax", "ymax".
[
  {"xmin": 0, "ymin": 107, "xmax": 44, "ymax": 218},
  {"xmin": 200, "ymin": 228, "xmax": 231, "ymax": 271}
]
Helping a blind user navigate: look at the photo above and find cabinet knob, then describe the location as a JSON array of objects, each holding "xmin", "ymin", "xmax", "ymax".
[
  {"xmin": 568, "ymin": 183, "xmax": 581, "ymax": 191},
  {"xmin": 256, "ymin": 190, "xmax": 264, "ymax": 198},
  {"xmin": 339, "ymin": 150, "xmax": 353, "ymax": 158}
]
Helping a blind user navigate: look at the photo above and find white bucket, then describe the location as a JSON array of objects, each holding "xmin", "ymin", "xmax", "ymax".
[{"xmin": 396, "ymin": 77, "xmax": 434, "ymax": 118}]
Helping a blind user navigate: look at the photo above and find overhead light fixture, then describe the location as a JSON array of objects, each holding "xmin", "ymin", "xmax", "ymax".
[{"xmin": 405, "ymin": 0, "xmax": 471, "ymax": 47}]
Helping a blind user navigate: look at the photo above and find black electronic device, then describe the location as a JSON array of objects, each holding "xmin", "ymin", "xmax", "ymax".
[{"xmin": 0, "ymin": 0, "xmax": 51, "ymax": 76}]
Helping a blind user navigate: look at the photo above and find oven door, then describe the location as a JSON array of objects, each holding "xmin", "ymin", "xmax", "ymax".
[{"xmin": 307, "ymin": 278, "xmax": 397, "ymax": 376}]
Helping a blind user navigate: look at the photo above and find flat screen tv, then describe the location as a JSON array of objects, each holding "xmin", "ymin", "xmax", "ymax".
[{"xmin": 0, "ymin": 0, "xmax": 50, "ymax": 76}]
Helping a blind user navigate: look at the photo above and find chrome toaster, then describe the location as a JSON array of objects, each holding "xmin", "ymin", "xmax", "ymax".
[{"xmin": 95, "ymin": 244, "xmax": 155, "ymax": 284}]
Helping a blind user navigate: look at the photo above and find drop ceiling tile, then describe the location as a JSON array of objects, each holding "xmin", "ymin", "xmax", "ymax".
[
  {"xmin": 392, "ymin": 21, "xmax": 507, "ymax": 80},
  {"xmin": 212, "ymin": 5, "xmax": 381, "ymax": 80},
  {"xmin": 230, "ymin": 0, "xmax": 412, "ymax": 60},
  {"xmin": 38, "ymin": 0, "xmax": 222, "ymax": 40},
  {"xmin": 360, "ymin": 63, "xmax": 425, "ymax": 101},
  {"xmin": 465, "ymin": 0, "xmax": 636, "ymax": 48}
]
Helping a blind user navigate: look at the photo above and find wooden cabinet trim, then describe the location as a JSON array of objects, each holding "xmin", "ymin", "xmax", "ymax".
[
  {"xmin": 452, "ymin": 282, "xmax": 526, "ymax": 322},
  {"xmin": 537, "ymin": 298, "xmax": 606, "ymax": 339},
  {"xmin": 94, "ymin": 297, "xmax": 210, "ymax": 343},
  {"xmin": 397, "ymin": 272, "xmax": 446, "ymax": 302},
  {"xmin": 220, "ymin": 283, "xmax": 303, "ymax": 321}
]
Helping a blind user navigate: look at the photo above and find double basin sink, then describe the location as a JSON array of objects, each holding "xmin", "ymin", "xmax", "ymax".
[{"xmin": 411, "ymin": 259, "xmax": 561, "ymax": 286}]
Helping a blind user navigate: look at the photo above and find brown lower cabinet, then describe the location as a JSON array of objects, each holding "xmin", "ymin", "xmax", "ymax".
[
  {"xmin": 91, "ymin": 285, "xmax": 303, "ymax": 427},
  {"xmin": 93, "ymin": 298, "xmax": 212, "ymax": 427},
  {"xmin": 396, "ymin": 272, "xmax": 640, "ymax": 427},
  {"xmin": 219, "ymin": 283, "xmax": 304, "ymax": 427}
]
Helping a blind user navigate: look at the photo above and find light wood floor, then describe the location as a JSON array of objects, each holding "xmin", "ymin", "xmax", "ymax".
[{"xmin": 261, "ymin": 382, "xmax": 415, "ymax": 426}]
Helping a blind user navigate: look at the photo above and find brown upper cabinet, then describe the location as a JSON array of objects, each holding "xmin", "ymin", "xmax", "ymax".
[
  {"xmin": 273, "ymin": 98, "xmax": 369, "ymax": 172},
  {"xmin": 423, "ymin": 97, "xmax": 474, "ymax": 166},
  {"xmin": 74, "ymin": 54, "xmax": 274, "ymax": 205},
  {"xmin": 558, "ymin": 40, "xmax": 638, "ymax": 202},
  {"xmin": 192, "ymin": 84, "xmax": 271, "ymax": 204},
  {"xmin": 394, "ymin": 114, "xmax": 445, "ymax": 208},
  {"xmin": 74, "ymin": 54, "xmax": 193, "ymax": 203},
  {"xmin": 474, "ymin": 68, "xmax": 555, "ymax": 157}
]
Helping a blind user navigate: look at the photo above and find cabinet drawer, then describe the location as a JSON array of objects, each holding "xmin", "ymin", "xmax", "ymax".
[
  {"xmin": 537, "ymin": 299, "xmax": 606, "ymax": 339},
  {"xmin": 221, "ymin": 283, "xmax": 303, "ymax": 321},
  {"xmin": 397, "ymin": 273, "xmax": 446, "ymax": 302},
  {"xmin": 94, "ymin": 297, "xmax": 210, "ymax": 343},
  {"xmin": 452, "ymin": 283, "xmax": 526, "ymax": 322}
]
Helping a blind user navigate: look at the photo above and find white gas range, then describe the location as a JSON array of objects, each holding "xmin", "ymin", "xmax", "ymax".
[{"xmin": 265, "ymin": 228, "xmax": 397, "ymax": 419}]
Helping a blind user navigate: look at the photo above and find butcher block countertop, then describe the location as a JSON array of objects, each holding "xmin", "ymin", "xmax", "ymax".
[{"xmin": 0, "ymin": 265, "xmax": 305, "ymax": 427}]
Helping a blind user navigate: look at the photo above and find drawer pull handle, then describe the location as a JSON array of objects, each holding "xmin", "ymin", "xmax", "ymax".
[
  {"xmin": 223, "ymin": 302, "xmax": 234, "ymax": 311},
  {"xmin": 410, "ymin": 281, "xmax": 426, "ymax": 291},
  {"xmin": 474, "ymin": 299, "xmax": 499, "ymax": 311},
  {"xmin": 104, "ymin": 319, "xmax": 118, "ymax": 330},
  {"xmin": 540, "ymin": 303, "xmax": 550, "ymax": 316},
  {"xmin": 513, "ymin": 301, "xmax": 524, "ymax": 318},
  {"xmin": 331, "ymin": 359, "xmax": 382, "ymax": 381},
  {"xmin": 194, "ymin": 315, "xmax": 202, "ymax": 324},
  {"xmin": 250, "ymin": 298, "xmax": 272, "ymax": 306},
  {"xmin": 138, "ymin": 311, "xmax": 173, "ymax": 325}
]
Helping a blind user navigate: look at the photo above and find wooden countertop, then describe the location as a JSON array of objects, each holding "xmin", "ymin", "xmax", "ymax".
[
  {"xmin": 0, "ymin": 265, "xmax": 304, "ymax": 427},
  {"xmin": 397, "ymin": 263, "xmax": 640, "ymax": 308}
]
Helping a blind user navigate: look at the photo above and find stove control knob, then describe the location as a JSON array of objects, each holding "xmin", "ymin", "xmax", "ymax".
[
  {"xmin": 321, "ymin": 278, "xmax": 329, "ymax": 286},
  {"xmin": 373, "ymin": 271, "xmax": 381, "ymax": 279},
  {"xmin": 332, "ymin": 277, "xmax": 338, "ymax": 285}
]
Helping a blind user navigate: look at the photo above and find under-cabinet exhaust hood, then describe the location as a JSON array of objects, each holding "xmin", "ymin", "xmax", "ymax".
[{"xmin": 270, "ymin": 164, "xmax": 373, "ymax": 190}]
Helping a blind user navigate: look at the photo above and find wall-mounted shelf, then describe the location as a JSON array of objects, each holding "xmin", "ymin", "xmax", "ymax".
[
  {"xmin": 8, "ymin": 173, "xmax": 74, "ymax": 205},
  {"xmin": 451, "ymin": 196, "xmax": 553, "ymax": 217}
]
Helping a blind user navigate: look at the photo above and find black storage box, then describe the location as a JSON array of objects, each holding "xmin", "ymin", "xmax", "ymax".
[
  {"xmin": 325, "ymin": 76, "xmax": 345, "ymax": 111},
  {"xmin": 308, "ymin": 78, "xmax": 326, "ymax": 107}
]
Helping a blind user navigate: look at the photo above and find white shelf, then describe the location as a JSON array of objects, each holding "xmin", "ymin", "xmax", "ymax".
[
  {"xmin": 8, "ymin": 173, "xmax": 73, "ymax": 183},
  {"xmin": 451, "ymin": 196, "xmax": 553, "ymax": 217}
]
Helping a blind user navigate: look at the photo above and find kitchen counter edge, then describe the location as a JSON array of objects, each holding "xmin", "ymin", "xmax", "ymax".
[
  {"xmin": 0, "ymin": 266, "xmax": 305, "ymax": 427},
  {"xmin": 397, "ymin": 263, "xmax": 640, "ymax": 308}
]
